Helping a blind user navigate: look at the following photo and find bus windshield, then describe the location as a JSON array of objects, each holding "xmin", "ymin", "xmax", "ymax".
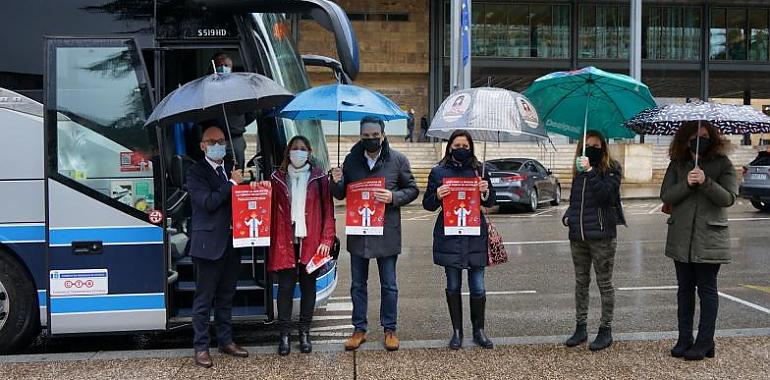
[{"xmin": 252, "ymin": 13, "xmax": 331, "ymax": 171}]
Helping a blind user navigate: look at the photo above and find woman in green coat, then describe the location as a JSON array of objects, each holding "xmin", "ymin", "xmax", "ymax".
[{"xmin": 660, "ymin": 121, "xmax": 738, "ymax": 361}]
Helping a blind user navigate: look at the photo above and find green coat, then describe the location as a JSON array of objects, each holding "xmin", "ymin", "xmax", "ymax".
[{"xmin": 660, "ymin": 155, "xmax": 738, "ymax": 264}]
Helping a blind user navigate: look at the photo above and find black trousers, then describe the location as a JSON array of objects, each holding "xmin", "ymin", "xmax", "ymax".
[
  {"xmin": 674, "ymin": 261, "xmax": 721, "ymax": 343},
  {"xmin": 192, "ymin": 246, "xmax": 241, "ymax": 352},
  {"xmin": 276, "ymin": 244, "xmax": 318, "ymax": 333}
]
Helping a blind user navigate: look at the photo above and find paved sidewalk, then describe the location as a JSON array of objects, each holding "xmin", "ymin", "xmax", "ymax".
[{"xmin": 1, "ymin": 334, "xmax": 768, "ymax": 379}]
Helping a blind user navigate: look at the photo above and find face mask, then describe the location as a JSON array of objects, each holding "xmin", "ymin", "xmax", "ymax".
[
  {"xmin": 205, "ymin": 143, "xmax": 227, "ymax": 161},
  {"xmin": 689, "ymin": 137, "xmax": 711, "ymax": 155},
  {"xmin": 289, "ymin": 149, "xmax": 309, "ymax": 167},
  {"xmin": 361, "ymin": 138, "xmax": 381, "ymax": 153},
  {"xmin": 450, "ymin": 147, "xmax": 472, "ymax": 163},
  {"xmin": 584, "ymin": 146, "xmax": 603, "ymax": 167},
  {"xmin": 216, "ymin": 65, "xmax": 232, "ymax": 74}
]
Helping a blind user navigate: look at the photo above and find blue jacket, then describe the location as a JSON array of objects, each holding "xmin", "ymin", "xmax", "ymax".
[
  {"xmin": 423, "ymin": 160, "xmax": 495, "ymax": 268},
  {"xmin": 186, "ymin": 159, "xmax": 234, "ymax": 260},
  {"xmin": 563, "ymin": 163, "xmax": 623, "ymax": 242}
]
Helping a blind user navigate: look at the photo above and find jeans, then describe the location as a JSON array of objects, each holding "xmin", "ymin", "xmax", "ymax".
[
  {"xmin": 276, "ymin": 245, "xmax": 318, "ymax": 333},
  {"xmin": 570, "ymin": 239, "xmax": 617, "ymax": 328},
  {"xmin": 674, "ymin": 261, "xmax": 721, "ymax": 343},
  {"xmin": 350, "ymin": 254, "xmax": 398, "ymax": 332},
  {"xmin": 445, "ymin": 266, "xmax": 486, "ymax": 297}
]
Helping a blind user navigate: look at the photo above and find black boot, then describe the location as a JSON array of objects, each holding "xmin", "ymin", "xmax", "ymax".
[
  {"xmin": 670, "ymin": 332, "xmax": 693, "ymax": 358},
  {"xmin": 565, "ymin": 323, "xmax": 588, "ymax": 347},
  {"xmin": 299, "ymin": 329, "xmax": 313, "ymax": 354},
  {"xmin": 470, "ymin": 296, "xmax": 493, "ymax": 349},
  {"xmin": 445, "ymin": 290, "xmax": 463, "ymax": 350},
  {"xmin": 684, "ymin": 340, "xmax": 715, "ymax": 361},
  {"xmin": 589, "ymin": 326, "xmax": 613, "ymax": 351},
  {"xmin": 278, "ymin": 332, "xmax": 291, "ymax": 356}
]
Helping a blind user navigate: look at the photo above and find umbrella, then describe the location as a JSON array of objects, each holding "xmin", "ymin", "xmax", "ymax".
[
  {"xmin": 278, "ymin": 84, "xmax": 408, "ymax": 165},
  {"xmin": 145, "ymin": 72, "xmax": 294, "ymax": 168},
  {"xmin": 427, "ymin": 87, "xmax": 549, "ymax": 175},
  {"xmin": 524, "ymin": 66, "xmax": 656, "ymax": 154},
  {"xmin": 625, "ymin": 100, "xmax": 770, "ymax": 166}
]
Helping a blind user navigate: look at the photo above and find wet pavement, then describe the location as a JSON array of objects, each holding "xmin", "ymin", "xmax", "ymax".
[{"xmin": 3, "ymin": 200, "xmax": 770, "ymax": 374}]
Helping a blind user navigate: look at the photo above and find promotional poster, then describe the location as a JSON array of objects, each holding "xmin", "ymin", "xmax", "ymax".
[
  {"xmin": 232, "ymin": 184, "xmax": 271, "ymax": 247},
  {"xmin": 442, "ymin": 177, "xmax": 481, "ymax": 236},
  {"xmin": 345, "ymin": 177, "xmax": 386, "ymax": 235}
]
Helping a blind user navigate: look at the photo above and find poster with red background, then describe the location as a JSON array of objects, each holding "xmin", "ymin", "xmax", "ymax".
[
  {"xmin": 442, "ymin": 177, "xmax": 481, "ymax": 236},
  {"xmin": 120, "ymin": 152, "xmax": 152, "ymax": 172},
  {"xmin": 346, "ymin": 178, "xmax": 386, "ymax": 235},
  {"xmin": 232, "ymin": 184, "xmax": 271, "ymax": 247}
]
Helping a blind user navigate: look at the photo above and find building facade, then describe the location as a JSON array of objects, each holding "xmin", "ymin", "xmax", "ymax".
[{"xmin": 298, "ymin": 0, "xmax": 770, "ymax": 137}]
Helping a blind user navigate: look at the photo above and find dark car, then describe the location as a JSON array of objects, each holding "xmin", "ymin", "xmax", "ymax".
[
  {"xmin": 486, "ymin": 158, "xmax": 561, "ymax": 212},
  {"xmin": 739, "ymin": 148, "xmax": 770, "ymax": 212}
]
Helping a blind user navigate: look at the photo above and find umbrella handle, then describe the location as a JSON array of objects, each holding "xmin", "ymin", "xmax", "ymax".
[
  {"xmin": 582, "ymin": 93, "xmax": 590, "ymax": 156},
  {"xmin": 221, "ymin": 104, "xmax": 237, "ymax": 170}
]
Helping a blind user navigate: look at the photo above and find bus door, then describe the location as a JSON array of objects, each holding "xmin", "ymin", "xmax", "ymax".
[{"xmin": 43, "ymin": 38, "xmax": 166, "ymax": 335}]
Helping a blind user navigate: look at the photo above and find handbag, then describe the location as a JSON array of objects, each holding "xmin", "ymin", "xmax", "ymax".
[{"xmin": 482, "ymin": 207, "xmax": 508, "ymax": 266}]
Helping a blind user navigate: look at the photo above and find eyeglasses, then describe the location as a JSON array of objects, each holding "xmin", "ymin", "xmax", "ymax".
[{"xmin": 203, "ymin": 139, "xmax": 226, "ymax": 145}]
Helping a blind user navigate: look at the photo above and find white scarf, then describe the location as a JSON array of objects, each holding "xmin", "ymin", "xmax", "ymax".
[{"xmin": 287, "ymin": 164, "xmax": 311, "ymax": 239}]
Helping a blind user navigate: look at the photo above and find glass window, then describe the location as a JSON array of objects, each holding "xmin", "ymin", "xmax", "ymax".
[
  {"xmin": 749, "ymin": 9, "xmax": 769, "ymax": 61},
  {"xmin": 55, "ymin": 45, "xmax": 156, "ymax": 213},
  {"xmin": 254, "ymin": 13, "xmax": 330, "ymax": 171},
  {"xmin": 472, "ymin": 3, "xmax": 486, "ymax": 56},
  {"xmin": 644, "ymin": 6, "xmax": 701, "ymax": 61},
  {"xmin": 509, "ymin": 6, "xmax": 531, "ymax": 57},
  {"xmin": 727, "ymin": 9, "xmax": 748, "ymax": 60},
  {"xmin": 486, "ymin": 4, "xmax": 512, "ymax": 57},
  {"xmin": 596, "ymin": 6, "xmax": 619, "ymax": 58},
  {"xmin": 580, "ymin": 5, "xmax": 597, "ymax": 58},
  {"xmin": 490, "ymin": 160, "xmax": 523, "ymax": 171},
  {"xmin": 710, "ymin": 9, "xmax": 727, "ymax": 60}
]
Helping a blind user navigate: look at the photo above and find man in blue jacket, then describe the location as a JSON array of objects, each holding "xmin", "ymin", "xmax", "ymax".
[{"xmin": 187, "ymin": 125, "xmax": 249, "ymax": 368}]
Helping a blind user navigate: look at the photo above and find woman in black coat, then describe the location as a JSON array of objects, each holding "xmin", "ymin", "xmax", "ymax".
[{"xmin": 423, "ymin": 130, "xmax": 495, "ymax": 350}]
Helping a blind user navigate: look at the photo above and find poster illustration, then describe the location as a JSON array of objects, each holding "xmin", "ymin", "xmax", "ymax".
[
  {"xmin": 345, "ymin": 178, "xmax": 386, "ymax": 235},
  {"xmin": 120, "ymin": 152, "xmax": 152, "ymax": 173},
  {"xmin": 442, "ymin": 177, "xmax": 481, "ymax": 236},
  {"xmin": 232, "ymin": 184, "xmax": 271, "ymax": 247}
]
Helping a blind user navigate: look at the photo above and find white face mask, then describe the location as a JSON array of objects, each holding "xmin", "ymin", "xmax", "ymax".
[{"xmin": 289, "ymin": 149, "xmax": 309, "ymax": 167}]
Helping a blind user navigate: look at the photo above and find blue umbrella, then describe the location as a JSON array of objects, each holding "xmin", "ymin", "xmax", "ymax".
[{"xmin": 278, "ymin": 84, "xmax": 408, "ymax": 165}]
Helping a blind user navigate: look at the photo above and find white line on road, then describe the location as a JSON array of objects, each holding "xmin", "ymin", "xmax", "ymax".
[
  {"xmin": 727, "ymin": 217, "xmax": 770, "ymax": 222},
  {"xmin": 322, "ymin": 302, "xmax": 353, "ymax": 312},
  {"xmin": 647, "ymin": 203, "xmax": 663, "ymax": 214},
  {"xmin": 618, "ymin": 286, "xmax": 678, "ymax": 291},
  {"xmin": 530, "ymin": 209, "xmax": 554, "ymax": 217},
  {"xmin": 312, "ymin": 315, "xmax": 351, "ymax": 321},
  {"xmin": 462, "ymin": 290, "xmax": 537, "ymax": 296},
  {"xmin": 718, "ymin": 292, "xmax": 770, "ymax": 315},
  {"xmin": 310, "ymin": 325, "xmax": 353, "ymax": 332},
  {"xmin": 328, "ymin": 296, "xmax": 351, "ymax": 301}
]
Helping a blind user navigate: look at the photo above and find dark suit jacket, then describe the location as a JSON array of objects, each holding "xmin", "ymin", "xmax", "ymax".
[{"xmin": 186, "ymin": 158, "xmax": 234, "ymax": 260}]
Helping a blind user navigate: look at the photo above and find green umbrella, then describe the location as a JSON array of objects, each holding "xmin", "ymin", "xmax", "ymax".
[{"xmin": 524, "ymin": 66, "xmax": 656, "ymax": 154}]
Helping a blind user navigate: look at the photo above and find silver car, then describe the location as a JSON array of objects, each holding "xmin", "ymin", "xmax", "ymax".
[{"xmin": 739, "ymin": 148, "xmax": 770, "ymax": 211}]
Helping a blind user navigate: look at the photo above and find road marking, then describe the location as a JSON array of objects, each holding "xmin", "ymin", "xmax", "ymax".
[
  {"xmin": 310, "ymin": 325, "xmax": 352, "ymax": 332},
  {"xmin": 530, "ymin": 209, "xmax": 553, "ymax": 217},
  {"xmin": 743, "ymin": 285, "xmax": 770, "ymax": 294},
  {"xmin": 322, "ymin": 302, "xmax": 353, "ymax": 312},
  {"xmin": 618, "ymin": 286, "xmax": 678, "ymax": 291},
  {"xmin": 718, "ymin": 292, "xmax": 770, "ymax": 315},
  {"xmin": 312, "ymin": 315, "xmax": 351, "ymax": 321},
  {"xmin": 727, "ymin": 217, "xmax": 770, "ymax": 222},
  {"xmin": 328, "ymin": 296, "xmax": 351, "ymax": 301},
  {"xmin": 462, "ymin": 290, "xmax": 537, "ymax": 296},
  {"xmin": 647, "ymin": 203, "xmax": 663, "ymax": 214}
]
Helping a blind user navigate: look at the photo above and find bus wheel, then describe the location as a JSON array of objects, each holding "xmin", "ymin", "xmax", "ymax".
[{"xmin": 0, "ymin": 252, "xmax": 39, "ymax": 353}]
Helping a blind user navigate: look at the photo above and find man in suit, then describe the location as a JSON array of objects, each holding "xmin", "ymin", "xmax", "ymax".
[{"xmin": 187, "ymin": 125, "xmax": 249, "ymax": 368}]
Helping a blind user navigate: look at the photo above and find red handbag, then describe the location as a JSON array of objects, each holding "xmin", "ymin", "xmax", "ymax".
[{"xmin": 483, "ymin": 208, "xmax": 508, "ymax": 266}]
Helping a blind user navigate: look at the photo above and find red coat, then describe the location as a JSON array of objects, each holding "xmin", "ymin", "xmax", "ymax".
[{"xmin": 268, "ymin": 167, "xmax": 336, "ymax": 272}]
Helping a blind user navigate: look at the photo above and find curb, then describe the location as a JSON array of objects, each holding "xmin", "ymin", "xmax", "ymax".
[{"xmin": 2, "ymin": 328, "xmax": 769, "ymax": 364}]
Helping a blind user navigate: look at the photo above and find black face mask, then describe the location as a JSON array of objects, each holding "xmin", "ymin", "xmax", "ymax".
[
  {"xmin": 361, "ymin": 138, "xmax": 382, "ymax": 153},
  {"xmin": 450, "ymin": 148, "xmax": 472, "ymax": 164},
  {"xmin": 584, "ymin": 146, "xmax": 603, "ymax": 167},
  {"xmin": 689, "ymin": 137, "xmax": 711, "ymax": 155}
]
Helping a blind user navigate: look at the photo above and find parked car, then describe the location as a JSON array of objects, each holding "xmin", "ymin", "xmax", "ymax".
[
  {"xmin": 739, "ymin": 148, "xmax": 770, "ymax": 212},
  {"xmin": 486, "ymin": 158, "xmax": 561, "ymax": 212}
]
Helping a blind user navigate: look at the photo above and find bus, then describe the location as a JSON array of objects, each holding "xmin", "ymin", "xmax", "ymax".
[{"xmin": 0, "ymin": 0, "xmax": 359, "ymax": 353}]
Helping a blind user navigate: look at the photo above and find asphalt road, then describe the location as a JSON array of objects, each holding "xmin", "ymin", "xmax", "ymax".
[{"xmin": 19, "ymin": 199, "xmax": 770, "ymax": 354}]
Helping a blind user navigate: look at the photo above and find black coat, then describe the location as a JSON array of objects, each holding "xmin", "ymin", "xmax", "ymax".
[
  {"xmin": 330, "ymin": 138, "xmax": 419, "ymax": 258},
  {"xmin": 186, "ymin": 159, "xmax": 235, "ymax": 260},
  {"xmin": 423, "ymin": 160, "xmax": 495, "ymax": 268},
  {"xmin": 563, "ymin": 163, "xmax": 624, "ymax": 242}
]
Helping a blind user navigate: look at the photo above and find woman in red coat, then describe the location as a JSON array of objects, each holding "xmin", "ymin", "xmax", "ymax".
[{"xmin": 263, "ymin": 135, "xmax": 335, "ymax": 356}]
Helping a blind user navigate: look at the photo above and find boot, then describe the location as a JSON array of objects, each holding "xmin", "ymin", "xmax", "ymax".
[
  {"xmin": 565, "ymin": 323, "xmax": 588, "ymax": 347},
  {"xmin": 299, "ymin": 329, "xmax": 313, "ymax": 354},
  {"xmin": 470, "ymin": 296, "xmax": 493, "ymax": 349},
  {"xmin": 589, "ymin": 326, "xmax": 613, "ymax": 351},
  {"xmin": 445, "ymin": 290, "xmax": 463, "ymax": 350},
  {"xmin": 278, "ymin": 332, "xmax": 290, "ymax": 356},
  {"xmin": 684, "ymin": 340, "xmax": 715, "ymax": 361},
  {"xmin": 670, "ymin": 332, "xmax": 693, "ymax": 358}
]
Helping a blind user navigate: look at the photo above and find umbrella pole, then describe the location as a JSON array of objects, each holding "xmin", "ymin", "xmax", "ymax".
[
  {"xmin": 337, "ymin": 111, "xmax": 341, "ymax": 167},
  {"xmin": 482, "ymin": 140, "xmax": 487, "ymax": 177},
  {"xmin": 582, "ymin": 94, "xmax": 591, "ymax": 156},
  {"xmin": 695, "ymin": 120, "xmax": 701, "ymax": 168},
  {"xmin": 221, "ymin": 104, "xmax": 237, "ymax": 169}
]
